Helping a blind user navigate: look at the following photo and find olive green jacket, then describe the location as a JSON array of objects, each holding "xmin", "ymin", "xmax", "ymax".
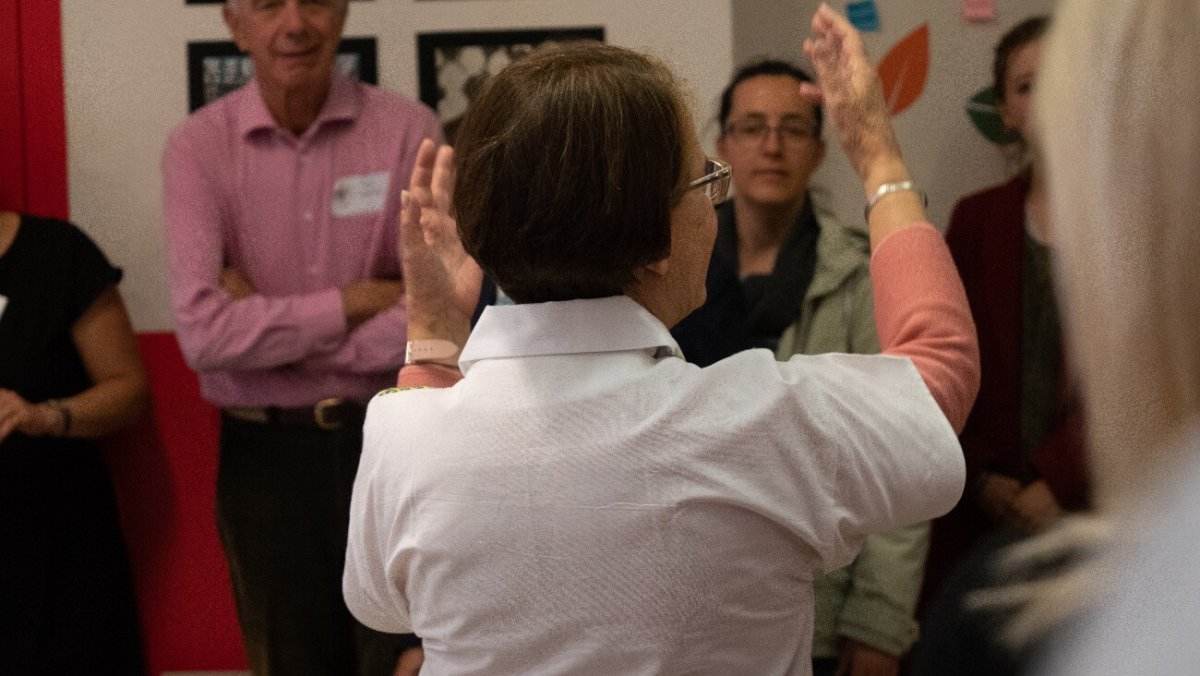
[{"xmin": 775, "ymin": 206, "xmax": 930, "ymax": 659}]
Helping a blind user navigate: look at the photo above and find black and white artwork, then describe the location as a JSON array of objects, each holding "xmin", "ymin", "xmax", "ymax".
[{"xmin": 416, "ymin": 28, "xmax": 605, "ymax": 142}]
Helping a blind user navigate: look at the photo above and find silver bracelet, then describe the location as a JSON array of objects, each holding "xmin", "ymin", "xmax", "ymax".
[{"xmin": 864, "ymin": 181, "xmax": 928, "ymax": 221}]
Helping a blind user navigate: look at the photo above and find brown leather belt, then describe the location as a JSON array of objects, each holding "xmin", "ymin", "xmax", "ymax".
[{"xmin": 223, "ymin": 398, "xmax": 365, "ymax": 431}]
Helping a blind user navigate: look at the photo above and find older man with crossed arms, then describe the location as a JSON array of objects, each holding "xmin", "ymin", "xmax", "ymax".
[{"xmin": 162, "ymin": 0, "xmax": 441, "ymax": 672}]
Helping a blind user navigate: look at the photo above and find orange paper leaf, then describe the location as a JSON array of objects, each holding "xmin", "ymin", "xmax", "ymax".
[{"xmin": 877, "ymin": 23, "xmax": 930, "ymax": 116}]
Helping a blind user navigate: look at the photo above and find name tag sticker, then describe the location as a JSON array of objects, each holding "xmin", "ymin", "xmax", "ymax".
[
  {"xmin": 0, "ymin": 294, "xmax": 7, "ymax": 324},
  {"xmin": 331, "ymin": 171, "xmax": 391, "ymax": 218}
]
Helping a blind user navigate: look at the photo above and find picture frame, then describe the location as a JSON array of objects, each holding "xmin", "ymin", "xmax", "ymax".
[
  {"xmin": 185, "ymin": 0, "xmax": 372, "ymax": 4},
  {"xmin": 416, "ymin": 27, "xmax": 605, "ymax": 142},
  {"xmin": 186, "ymin": 37, "xmax": 378, "ymax": 112}
]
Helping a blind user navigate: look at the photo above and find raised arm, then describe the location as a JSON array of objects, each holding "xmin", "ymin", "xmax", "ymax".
[
  {"xmin": 394, "ymin": 139, "xmax": 481, "ymax": 389},
  {"xmin": 803, "ymin": 4, "xmax": 979, "ymax": 431}
]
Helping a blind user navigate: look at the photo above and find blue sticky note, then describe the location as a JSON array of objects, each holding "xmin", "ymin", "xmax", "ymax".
[{"xmin": 847, "ymin": 0, "xmax": 881, "ymax": 32}]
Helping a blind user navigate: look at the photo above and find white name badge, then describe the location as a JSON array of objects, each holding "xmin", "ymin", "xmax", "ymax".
[{"xmin": 331, "ymin": 171, "xmax": 391, "ymax": 218}]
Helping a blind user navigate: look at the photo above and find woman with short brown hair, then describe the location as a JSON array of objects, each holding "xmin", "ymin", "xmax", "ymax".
[{"xmin": 345, "ymin": 9, "xmax": 980, "ymax": 673}]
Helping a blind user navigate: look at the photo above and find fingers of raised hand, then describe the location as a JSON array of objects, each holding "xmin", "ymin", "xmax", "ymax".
[
  {"xmin": 431, "ymin": 144, "xmax": 455, "ymax": 216},
  {"xmin": 408, "ymin": 138, "xmax": 439, "ymax": 207},
  {"xmin": 808, "ymin": 5, "xmax": 843, "ymax": 54},
  {"xmin": 797, "ymin": 81, "xmax": 824, "ymax": 106},
  {"xmin": 807, "ymin": 5, "xmax": 871, "ymax": 86},
  {"xmin": 419, "ymin": 208, "xmax": 447, "ymax": 249},
  {"xmin": 399, "ymin": 190, "xmax": 424, "ymax": 246},
  {"xmin": 821, "ymin": 3, "xmax": 864, "ymax": 49}
]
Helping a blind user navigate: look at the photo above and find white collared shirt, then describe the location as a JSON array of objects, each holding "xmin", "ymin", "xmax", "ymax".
[{"xmin": 345, "ymin": 296, "xmax": 963, "ymax": 675}]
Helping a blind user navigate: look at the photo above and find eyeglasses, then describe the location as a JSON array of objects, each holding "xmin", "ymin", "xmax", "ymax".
[
  {"xmin": 723, "ymin": 119, "xmax": 817, "ymax": 146},
  {"xmin": 686, "ymin": 158, "xmax": 732, "ymax": 205}
]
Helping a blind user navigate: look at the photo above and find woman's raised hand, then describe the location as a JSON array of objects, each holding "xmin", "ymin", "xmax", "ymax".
[
  {"xmin": 802, "ymin": 3, "xmax": 903, "ymax": 186},
  {"xmin": 400, "ymin": 139, "xmax": 482, "ymax": 346}
]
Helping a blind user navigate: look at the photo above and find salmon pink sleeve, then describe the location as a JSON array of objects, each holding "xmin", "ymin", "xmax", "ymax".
[{"xmin": 871, "ymin": 224, "xmax": 979, "ymax": 433}]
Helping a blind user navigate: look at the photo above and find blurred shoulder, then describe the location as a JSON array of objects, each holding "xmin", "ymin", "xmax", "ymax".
[
  {"xmin": 17, "ymin": 214, "xmax": 90, "ymax": 248},
  {"xmin": 165, "ymin": 87, "xmax": 249, "ymax": 160},
  {"xmin": 951, "ymin": 172, "xmax": 1030, "ymax": 222}
]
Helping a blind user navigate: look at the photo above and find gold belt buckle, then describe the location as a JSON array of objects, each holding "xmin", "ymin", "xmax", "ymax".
[{"xmin": 313, "ymin": 397, "xmax": 345, "ymax": 431}]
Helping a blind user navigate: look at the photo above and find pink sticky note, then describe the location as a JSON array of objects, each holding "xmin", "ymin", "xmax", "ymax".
[{"xmin": 963, "ymin": 0, "xmax": 996, "ymax": 22}]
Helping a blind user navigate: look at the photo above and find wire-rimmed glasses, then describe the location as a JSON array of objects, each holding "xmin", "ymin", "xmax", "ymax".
[{"xmin": 686, "ymin": 158, "xmax": 732, "ymax": 205}]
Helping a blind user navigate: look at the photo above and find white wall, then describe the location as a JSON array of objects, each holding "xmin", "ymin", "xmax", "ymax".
[
  {"xmin": 62, "ymin": 0, "xmax": 734, "ymax": 331},
  {"xmin": 63, "ymin": 1, "xmax": 1063, "ymax": 332},
  {"xmin": 731, "ymin": 0, "xmax": 1057, "ymax": 233}
]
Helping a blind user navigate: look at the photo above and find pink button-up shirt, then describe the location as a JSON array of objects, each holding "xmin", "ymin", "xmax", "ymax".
[{"xmin": 162, "ymin": 75, "xmax": 442, "ymax": 407}]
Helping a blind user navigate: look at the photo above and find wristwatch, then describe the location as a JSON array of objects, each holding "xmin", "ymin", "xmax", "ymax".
[{"xmin": 404, "ymin": 339, "xmax": 460, "ymax": 367}]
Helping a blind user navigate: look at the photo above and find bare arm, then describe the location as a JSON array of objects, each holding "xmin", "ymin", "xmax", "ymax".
[
  {"xmin": 64, "ymin": 286, "xmax": 149, "ymax": 436},
  {"xmin": 803, "ymin": 4, "xmax": 979, "ymax": 431},
  {"xmin": 0, "ymin": 286, "xmax": 147, "ymax": 441},
  {"xmin": 400, "ymin": 139, "xmax": 480, "ymax": 346},
  {"xmin": 802, "ymin": 4, "xmax": 926, "ymax": 250},
  {"xmin": 390, "ymin": 139, "xmax": 481, "ymax": 388}
]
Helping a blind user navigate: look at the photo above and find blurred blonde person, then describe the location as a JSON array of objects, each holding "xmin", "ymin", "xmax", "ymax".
[{"xmin": 979, "ymin": 0, "xmax": 1200, "ymax": 673}]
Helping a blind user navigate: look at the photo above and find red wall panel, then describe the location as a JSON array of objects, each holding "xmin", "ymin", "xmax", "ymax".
[
  {"xmin": 18, "ymin": 0, "xmax": 68, "ymax": 218},
  {"xmin": 108, "ymin": 335, "xmax": 246, "ymax": 671},
  {"xmin": 0, "ymin": 0, "xmax": 26, "ymax": 211}
]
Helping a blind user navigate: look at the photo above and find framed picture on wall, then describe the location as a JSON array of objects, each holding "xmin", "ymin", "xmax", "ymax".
[
  {"xmin": 186, "ymin": 37, "xmax": 378, "ymax": 111},
  {"xmin": 184, "ymin": 0, "xmax": 373, "ymax": 4},
  {"xmin": 417, "ymin": 27, "xmax": 604, "ymax": 143}
]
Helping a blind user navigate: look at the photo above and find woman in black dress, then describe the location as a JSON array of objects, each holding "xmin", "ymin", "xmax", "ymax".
[{"xmin": 0, "ymin": 210, "xmax": 148, "ymax": 674}]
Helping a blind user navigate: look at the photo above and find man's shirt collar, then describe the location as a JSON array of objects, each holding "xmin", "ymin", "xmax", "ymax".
[{"xmin": 236, "ymin": 73, "xmax": 362, "ymax": 140}]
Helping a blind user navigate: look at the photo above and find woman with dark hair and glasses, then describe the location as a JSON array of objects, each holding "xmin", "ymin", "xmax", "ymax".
[
  {"xmin": 672, "ymin": 59, "xmax": 879, "ymax": 369},
  {"xmin": 344, "ymin": 7, "xmax": 979, "ymax": 673},
  {"xmin": 671, "ymin": 57, "xmax": 932, "ymax": 676}
]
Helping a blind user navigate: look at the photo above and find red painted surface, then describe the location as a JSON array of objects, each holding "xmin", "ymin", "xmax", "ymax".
[
  {"xmin": 0, "ymin": 0, "xmax": 26, "ymax": 211},
  {"xmin": 18, "ymin": 0, "xmax": 69, "ymax": 218},
  {"xmin": 107, "ymin": 334, "xmax": 248, "ymax": 672}
]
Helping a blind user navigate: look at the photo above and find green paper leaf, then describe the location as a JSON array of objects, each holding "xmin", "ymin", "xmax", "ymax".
[{"xmin": 966, "ymin": 85, "xmax": 1019, "ymax": 145}]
